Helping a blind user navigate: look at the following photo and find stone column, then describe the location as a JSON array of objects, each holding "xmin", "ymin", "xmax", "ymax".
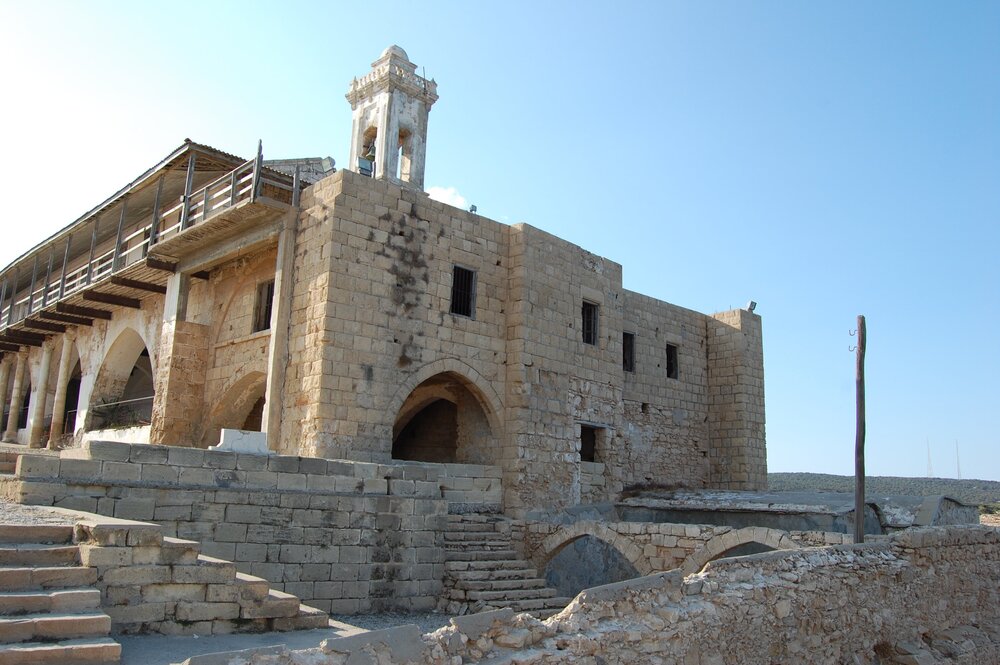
[
  {"xmin": 263, "ymin": 210, "xmax": 298, "ymax": 453},
  {"xmin": 48, "ymin": 333, "xmax": 76, "ymax": 448},
  {"xmin": 3, "ymin": 352, "xmax": 27, "ymax": 442},
  {"xmin": 28, "ymin": 342, "xmax": 54, "ymax": 448}
]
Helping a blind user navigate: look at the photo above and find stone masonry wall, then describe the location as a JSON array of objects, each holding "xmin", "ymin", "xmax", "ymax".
[
  {"xmin": 279, "ymin": 170, "xmax": 509, "ymax": 462},
  {"xmin": 707, "ymin": 309, "xmax": 766, "ymax": 489},
  {"xmin": 3, "ymin": 441, "xmax": 461, "ymax": 614}
]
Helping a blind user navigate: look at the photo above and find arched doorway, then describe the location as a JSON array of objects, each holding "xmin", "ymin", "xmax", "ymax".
[
  {"xmin": 543, "ymin": 534, "xmax": 641, "ymax": 598},
  {"xmin": 62, "ymin": 359, "xmax": 83, "ymax": 436},
  {"xmin": 88, "ymin": 328, "xmax": 154, "ymax": 430},
  {"xmin": 392, "ymin": 372, "xmax": 497, "ymax": 464}
]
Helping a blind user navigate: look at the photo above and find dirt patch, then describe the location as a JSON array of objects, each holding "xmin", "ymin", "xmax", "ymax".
[{"xmin": 980, "ymin": 513, "xmax": 1000, "ymax": 528}]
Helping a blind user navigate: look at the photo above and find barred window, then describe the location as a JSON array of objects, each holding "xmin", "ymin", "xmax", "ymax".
[
  {"xmin": 665, "ymin": 343, "xmax": 679, "ymax": 379},
  {"xmin": 252, "ymin": 280, "xmax": 275, "ymax": 333},
  {"xmin": 582, "ymin": 301, "xmax": 599, "ymax": 345},
  {"xmin": 623, "ymin": 332, "xmax": 635, "ymax": 372},
  {"xmin": 450, "ymin": 266, "xmax": 476, "ymax": 318}
]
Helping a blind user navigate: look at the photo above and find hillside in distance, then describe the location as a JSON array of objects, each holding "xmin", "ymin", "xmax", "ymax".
[{"xmin": 768, "ymin": 473, "xmax": 1000, "ymax": 506}]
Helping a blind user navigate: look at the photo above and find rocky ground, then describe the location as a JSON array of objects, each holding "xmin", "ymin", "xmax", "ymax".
[{"xmin": 981, "ymin": 513, "xmax": 1000, "ymax": 527}]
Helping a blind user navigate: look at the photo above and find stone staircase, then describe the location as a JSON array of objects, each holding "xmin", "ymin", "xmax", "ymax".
[
  {"xmin": 441, "ymin": 514, "xmax": 570, "ymax": 617},
  {"xmin": 0, "ymin": 523, "xmax": 120, "ymax": 665}
]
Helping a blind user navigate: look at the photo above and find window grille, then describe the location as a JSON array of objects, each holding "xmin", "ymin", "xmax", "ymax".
[{"xmin": 450, "ymin": 266, "xmax": 476, "ymax": 318}]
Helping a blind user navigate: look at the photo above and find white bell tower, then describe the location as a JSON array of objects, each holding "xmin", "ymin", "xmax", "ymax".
[{"xmin": 346, "ymin": 46, "xmax": 438, "ymax": 190}]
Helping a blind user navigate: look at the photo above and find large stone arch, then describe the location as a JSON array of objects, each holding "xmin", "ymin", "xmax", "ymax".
[
  {"xmin": 387, "ymin": 359, "xmax": 504, "ymax": 465},
  {"xmin": 386, "ymin": 359, "xmax": 503, "ymax": 435},
  {"xmin": 681, "ymin": 527, "xmax": 801, "ymax": 575},
  {"xmin": 537, "ymin": 522, "xmax": 654, "ymax": 577},
  {"xmin": 202, "ymin": 371, "xmax": 267, "ymax": 447},
  {"xmin": 86, "ymin": 327, "xmax": 154, "ymax": 430}
]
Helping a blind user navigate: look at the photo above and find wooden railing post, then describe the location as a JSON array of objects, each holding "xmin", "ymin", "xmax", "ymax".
[
  {"xmin": 41, "ymin": 250, "xmax": 54, "ymax": 308},
  {"xmin": 0, "ymin": 279, "xmax": 8, "ymax": 329},
  {"xmin": 86, "ymin": 217, "xmax": 100, "ymax": 285},
  {"xmin": 149, "ymin": 175, "xmax": 164, "ymax": 248},
  {"xmin": 5, "ymin": 270, "xmax": 16, "ymax": 326},
  {"xmin": 112, "ymin": 197, "xmax": 129, "ymax": 273},
  {"xmin": 229, "ymin": 168, "xmax": 239, "ymax": 207},
  {"xmin": 58, "ymin": 235, "xmax": 71, "ymax": 300},
  {"xmin": 251, "ymin": 140, "xmax": 263, "ymax": 202},
  {"xmin": 180, "ymin": 152, "xmax": 197, "ymax": 231},
  {"xmin": 292, "ymin": 164, "xmax": 301, "ymax": 208},
  {"xmin": 27, "ymin": 255, "xmax": 38, "ymax": 315}
]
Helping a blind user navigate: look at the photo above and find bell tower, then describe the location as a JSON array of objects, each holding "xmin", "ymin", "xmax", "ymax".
[{"xmin": 346, "ymin": 46, "xmax": 438, "ymax": 190}]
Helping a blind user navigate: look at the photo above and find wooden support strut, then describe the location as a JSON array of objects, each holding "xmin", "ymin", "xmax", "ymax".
[
  {"xmin": 144, "ymin": 257, "xmax": 177, "ymax": 273},
  {"xmin": 37, "ymin": 311, "xmax": 93, "ymax": 327},
  {"xmin": 149, "ymin": 175, "xmax": 165, "ymax": 249},
  {"xmin": 27, "ymin": 255, "xmax": 38, "ymax": 315},
  {"xmin": 23, "ymin": 318, "xmax": 66, "ymax": 334},
  {"xmin": 5, "ymin": 269, "xmax": 16, "ymax": 326},
  {"xmin": 86, "ymin": 216, "xmax": 100, "ymax": 285},
  {"xmin": 56, "ymin": 302, "xmax": 112, "ymax": 320},
  {"xmin": 42, "ymin": 251, "xmax": 54, "ymax": 308},
  {"xmin": 1, "ymin": 331, "xmax": 45, "ymax": 347},
  {"xmin": 82, "ymin": 289, "xmax": 141, "ymax": 309},
  {"xmin": 109, "ymin": 276, "xmax": 167, "ymax": 294},
  {"xmin": 180, "ymin": 152, "xmax": 197, "ymax": 231},
  {"xmin": 0, "ymin": 342, "xmax": 19, "ymax": 353}
]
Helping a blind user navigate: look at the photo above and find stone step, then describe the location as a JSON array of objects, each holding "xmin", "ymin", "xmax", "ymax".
[
  {"xmin": 0, "ymin": 589, "xmax": 101, "ymax": 616},
  {"xmin": 0, "ymin": 545, "xmax": 79, "ymax": 567},
  {"xmin": 460, "ymin": 587, "xmax": 558, "ymax": 602},
  {"xmin": 0, "ymin": 526, "xmax": 74, "ymax": 545},
  {"xmin": 240, "ymin": 589, "xmax": 300, "ymax": 620},
  {"xmin": 457, "ymin": 578, "xmax": 548, "ymax": 592},
  {"xmin": 444, "ymin": 541, "xmax": 514, "ymax": 551},
  {"xmin": 446, "ymin": 559, "xmax": 535, "ymax": 573},
  {"xmin": 0, "ymin": 610, "xmax": 111, "ymax": 643},
  {"xmin": 0, "ymin": 566, "xmax": 98, "ymax": 592},
  {"xmin": 447, "ymin": 567, "xmax": 541, "ymax": 582},
  {"xmin": 0, "ymin": 636, "xmax": 121, "ymax": 665},
  {"xmin": 445, "ymin": 549, "xmax": 518, "ymax": 562},
  {"xmin": 270, "ymin": 604, "xmax": 330, "ymax": 631},
  {"xmin": 443, "ymin": 533, "xmax": 509, "ymax": 542}
]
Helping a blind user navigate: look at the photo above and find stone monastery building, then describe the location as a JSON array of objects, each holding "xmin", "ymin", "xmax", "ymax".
[{"xmin": 0, "ymin": 46, "xmax": 766, "ymax": 515}]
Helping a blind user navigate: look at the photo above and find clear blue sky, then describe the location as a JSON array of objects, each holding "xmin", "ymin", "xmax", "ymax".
[{"xmin": 1, "ymin": 1, "xmax": 997, "ymax": 481}]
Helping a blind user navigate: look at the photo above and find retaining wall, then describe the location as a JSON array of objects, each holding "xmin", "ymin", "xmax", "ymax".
[
  {"xmin": 1, "ymin": 441, "xmax": 500, "ymax": 613},
  {"xmin": 186, "ymin": 525, "xmax": 1000, "ymax": 664}
]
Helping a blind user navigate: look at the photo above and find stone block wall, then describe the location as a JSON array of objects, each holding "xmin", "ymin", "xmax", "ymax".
[
  {"xmin": 707, "ymin": 308, "xmax": 766, "ymax": 489},
  {"xmin": 3, "ymin": 441, "xmax": 486, "ymax": 614}
]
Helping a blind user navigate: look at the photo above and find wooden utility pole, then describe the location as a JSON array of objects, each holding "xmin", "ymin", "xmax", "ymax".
[{"xmin": 854, "ymin": 315, "xmax": 867, "ymax": 544}]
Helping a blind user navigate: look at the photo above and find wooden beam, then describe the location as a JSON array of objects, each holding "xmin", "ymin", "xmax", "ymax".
[
  {"xmin": 38, "ymin": 310, "xmax": 93, "ymax": 327},
  {"xmin": 144, "ymin": 257, "xmax": 177, "ymax": 273},
  {"xmin": 86, "ymin": 216, "xmax": 101, "ymax": 284},
  {"xmin": 181, "ymin": 152, "xmax": 197, "ymax": 230},
  {"xmin": 82, "ymin": 290, "xmax": 141, "ymax": 309},
  {"xmin": 1, "ymin": 331, "xmax": 45, "ymax": 347},
  {"xmin": 22, "ymin": 318, "xmax": 66, "ymax": 334},
  {"xmin": 0, "ymin": 342, "xmax": 19, "ymax": 353},
  {"xmin": 42, "ymin": 251, "xmax": 54, "ymax": 308},
  {"xmin": 56, "ymin": 302, "xmax": 112, "ymax": 320},
  {"xmin": 5, "ymin": 268, "xmax": 17, "ymax": 326},
  {"xmin": 27, "ymin": 254, "xmax": 39, "ymax": 314},
  {"xmin": 110, "ymin": 276, "xmax": 167, "ymax": 294},
  {"xmin": 191, "ymin": 270, "xmax": 211, "ymax": 281}
]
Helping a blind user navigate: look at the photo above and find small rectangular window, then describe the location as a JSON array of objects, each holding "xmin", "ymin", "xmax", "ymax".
[
  {"xmin": 252, "ymin": 280, "xmax": 275, "ymax": 333},
  {"xmin": 665, "ymin": 343, "xmax": 679, "ymax": 379},
  {"xmin": 623, "ymin": 332, "xmax": 635, "ymax": 372},
  {"xmin": 580, "ymin": 425, "xmax": 597, "ymax": 463},
  {"xmin": 582, "ymin": 301, "xmax": 599, "ymax": 345},
  {"xmin": 449, "ymin": 266, "xmax": 476, "ymax": 318}
]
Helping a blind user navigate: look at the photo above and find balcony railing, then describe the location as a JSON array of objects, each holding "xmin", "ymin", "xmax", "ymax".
[{"xmin": 0, "ymin": 144, "xmax": 299, "ymax": 331}]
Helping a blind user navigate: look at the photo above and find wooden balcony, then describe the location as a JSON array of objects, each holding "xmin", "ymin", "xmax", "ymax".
[{"xmin": 0, "ymin": 142, "xmax": 301, "ymax": 347}]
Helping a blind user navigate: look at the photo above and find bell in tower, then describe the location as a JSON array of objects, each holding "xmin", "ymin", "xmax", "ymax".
[{"xmin": 346, "ymin": 46, "xmax": 439, "ymax": 190}]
